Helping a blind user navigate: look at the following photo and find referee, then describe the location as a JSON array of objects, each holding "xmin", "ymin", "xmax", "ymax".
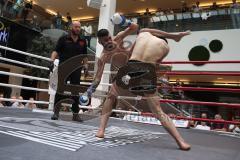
[{"xmin": 50, "ymin": 21, "xmax": 87, "ymax": 122}]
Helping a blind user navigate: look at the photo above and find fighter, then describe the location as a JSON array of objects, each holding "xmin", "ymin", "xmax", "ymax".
[{"xmin": 83, "ymin": 13, "xmax": 191, "ymax": 151}]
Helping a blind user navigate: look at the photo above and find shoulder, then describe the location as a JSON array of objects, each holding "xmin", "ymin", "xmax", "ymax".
[{"xmin": 58, "ymin": 35, "xmax": 68, "ymax": 42}]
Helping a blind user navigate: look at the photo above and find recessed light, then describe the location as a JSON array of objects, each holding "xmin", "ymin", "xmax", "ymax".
[{"xmin": 78, "ymin": 7, "xmax": 83, "ymax": 10}]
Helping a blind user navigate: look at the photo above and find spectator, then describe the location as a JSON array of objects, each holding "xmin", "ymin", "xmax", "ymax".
[
  {"xmin": 115, "ymin": 107, "xmax": 124, "ymax": 118},
  {"xmin": 229, "ymin": 116, "xmax": 240, "ymax": 134},
  {"xmin": 2, "ymin": 0, "xmax": 14, "ymax": 17},
  {"xmin": 210, "ymin": 2, "xmax": 219, "ymax": 10},
  {"xmin": 174, "ymin": 79, "xmax": 184, "ymax": 99},
  {"xmin": 12, "ymin": 0, "xmax": 24, "ymax": 19},
  {"xmin": 211, "ymin": 114, "xmax": 227, "ymax": 132},
  {"xmin": 143, "ymin": 8, "xmax": 151, "ymax": 27},
  {"xmin": 0, "ymin": 92, "xmax": 6, "ymax": 107},
  {"xmin": 83, "ymin": 23, "xmax": 93, "ymax": 48},
  {"xmin": 181, "ymin": 2, "xmax": 189, "ymax": 13},
  {"xmin": 55, "ymin": 11, "xmax": 62, "ymax": 29},
  {"xmin": 230, "ymin": 0, "xmax": 240, "ymax": 28},
  {"xmin": 188, "ymin": 115, "xmax": 197, "ymax": 128},
  {"xmin": 12, "ymin": 96, "xmax": 25, "ymax": 108},
  {"xmin": 155, "ymin": 8, "xmax": 163, "ymax": 16},
  {"xmin": 22, "ymin": 0, "xmax": 33, "ymax": 23},
  {"xmin": 0, "ymin": 0, "xmax": 5, "ymax": 15},
  {"xmin": 159, "ymin": 74, "xmax": 171, "ymax": 98},
  {"xmin": 231, "ymin": 0, "xmax": 239, "ymax": 8},
  {"xmin": 195, "ymin": 121, "xmax": 211, "ymax": 131},
  {"xmin": 192, "ymin": 1, "xmax": 202, "ymax": 13},
  {"xmin": 66, "ymin": 12, "xmax": 72, "ymax": 28},
  {"xmin": 197, "ymin": 113, "xmax": 210, "ymax": 126},
  {"xmin": 166, "ymin": 8, "xmax": 174, "ymax": 14},
  {"xmin": 25, "ymin": 97, "xmax": 37, "ymax": 109},
  {"xmin": 8, "ymin": 95, "xmax": 16, "ymax": 106}
]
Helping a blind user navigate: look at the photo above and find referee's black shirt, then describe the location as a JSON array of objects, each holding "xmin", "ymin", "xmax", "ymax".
[{"xmin": 55, "ymin": 34, "xmax": 87, "ymax": 63}]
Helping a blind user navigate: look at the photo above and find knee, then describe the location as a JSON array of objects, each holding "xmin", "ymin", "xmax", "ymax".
[{"xmin": 155, "ymin": 112, "xmax": 169, "ymax": 122}]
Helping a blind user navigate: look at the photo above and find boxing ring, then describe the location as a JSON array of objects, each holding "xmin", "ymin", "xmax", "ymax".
[
  {"xmin": 0, "ymin": 44, "xmax": 240, "ymax": 123},
  {"xmin": 0, "ymin": 44, "xmax": 240, "ymax": 158}
]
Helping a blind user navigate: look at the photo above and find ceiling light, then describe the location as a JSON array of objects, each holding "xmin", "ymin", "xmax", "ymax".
[
  {"xmin": 217, "ymin": 78, "xmax": 223, "ymax": 80},
  {"xmin": 78, "ymin": 7, "xmax": 84, "ymax": 10},
  {"xmin": 45, "ymin": 9, "xmax": 57, "ymax": 15}
]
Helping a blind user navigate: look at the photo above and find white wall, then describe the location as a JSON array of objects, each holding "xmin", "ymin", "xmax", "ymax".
[{"xmin": 124, "ymin": 29, "xmax": 240, "ymax": 72}]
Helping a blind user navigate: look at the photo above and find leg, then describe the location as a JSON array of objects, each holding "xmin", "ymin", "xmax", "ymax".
[
  {"xmin": 96, "ymin": 88, "xmax": 117, "ymax": 138},
  {"xmin": 70, "ymin": 69, "xmax": 83, "ymax": 122},
  {"xmin": 140, "ymin": 28, "xmax": 190, "ymax": 42},
  {"xmin": 146, "ymin": 95, "xmax": 191, "ymax": 151},
  {"xmin": 51, "ymin": 93, "xmax": 64, "ymax": 120}
]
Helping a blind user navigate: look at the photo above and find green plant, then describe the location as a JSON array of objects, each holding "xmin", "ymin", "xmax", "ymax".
[{"xmin": 25, "ymin": 36, "xmax": 55, "ymax": 78}]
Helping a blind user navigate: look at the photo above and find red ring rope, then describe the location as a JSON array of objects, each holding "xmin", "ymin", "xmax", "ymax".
[
  {"xmin": 158, "ymin": 86, "xmax": 240, "ymax": 93},
  {"xmin": 159, "ymin": 99, "xmax": 240, "ymax": 108},
  {"xmin": 160, "ymin": 60, "xmax": 240, "ymax": 64},
  {"xmin": 140, "ymin": 112, "xmax": 240, "ymax": 125},
  {"xmin": 157, "ymin": 71, "xmax": 240, "ymax": 76}
]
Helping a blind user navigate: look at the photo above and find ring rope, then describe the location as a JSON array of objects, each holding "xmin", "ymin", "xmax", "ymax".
[
  {"xmin": 0, "ymin": 83, "xmax": 49, "ymax": 92},
  {"xmin": 160, "ymin": 99, "xmax": 240, "ymax": 108},
  {"xmin": 0, "ymin": 45, "xmax": 51, "ymax": 61},
  {"xmin": 0, "ymin": 98, "xmax": 49, "ymax": 105},
  {"xmin": 78, "ymin": 106, "xmax": 240, "ymax": 125},
  {"xmin": 159, "ymin": 86, "xmax": 240, "ymax": 93},
  {"xmin": 160, "ymin": 60, "xmax": 240, "ymax": 64},
  {"xmin": 0, "ymin": 57, "xmax": 49, "ymax": 70},
  {"xmin": 141, "ymin": 113, "xmax": 240, "ymax": 125},
  {"xmin": 0, "ymin": 71, "xmax": 49, "ymax": 82}
]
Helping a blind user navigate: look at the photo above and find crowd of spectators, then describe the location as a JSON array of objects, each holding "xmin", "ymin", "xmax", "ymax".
[
  {"xmin": 1, "ymin": 0, "xmax": 239, "ymax": 33},
  {"xmin": 180, "ymin": 112, "xmax": 239, "ymax": 134},
  {"xmin": 0, "ymin": 92, "xmax": 37, "ymax": 109}
]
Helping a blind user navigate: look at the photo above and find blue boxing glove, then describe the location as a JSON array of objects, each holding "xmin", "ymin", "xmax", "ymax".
[
  {"xmin": 79, "ymin": 80, "xmax": 99, "ymax": 105},
  {"xmin": 111, "ymin": 13, "xmax": 132, "ymax": 27},
  {"xmin": 79, "ymin": 94, "xmax": 89, "ymax": 106},
  {"xmin": 86, "ymin": 80, "xmax": 100, "ymax": 97}
]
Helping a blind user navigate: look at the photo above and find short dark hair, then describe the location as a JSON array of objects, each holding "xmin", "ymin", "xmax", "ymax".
[{"xmin": 97, "ymin": 29, "xmax": 109, "ymax": 38}]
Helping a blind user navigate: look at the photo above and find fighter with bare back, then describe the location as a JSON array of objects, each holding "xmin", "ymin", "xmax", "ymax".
[{"xmin": 83, "ymin": 13, "xmax": 191, "ymax": 151}]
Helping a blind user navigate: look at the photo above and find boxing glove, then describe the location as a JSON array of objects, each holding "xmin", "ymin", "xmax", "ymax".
[
  {"xmin": 111, "ymin": 13, "xmax": 132, "ymax": 27},
  {"xmin": 85, "ymin": 80, "xmax": 100, "ymax": 97},
  {"xmin": 79, "ymin": 94, "xmax": 90, "ymax": 106}
]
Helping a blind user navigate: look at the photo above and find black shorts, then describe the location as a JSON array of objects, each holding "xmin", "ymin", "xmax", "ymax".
[{"xmin": 115, "ymin": 60, "xmax": 157, "ymax": 95}]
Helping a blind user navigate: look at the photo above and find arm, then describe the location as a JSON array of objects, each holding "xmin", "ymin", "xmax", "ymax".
[
  {"xmin": 114, "ymin": 23, "xmax": 139, "ymax": 41},
  {"xmin": 111, "ymin": 13, "xmax": 139, "ymax": 41},
  {"xmin": 86, "ymin": 55, "xmax": 106, "ymax": 96},
  {"xmin": 49, "ymin": 36, "xmax": 64, "ymax": 71},
  {"xmin": 50, "ymin": 51, "xmax": 59, "ymax": 61},
  {"xmin": 49, "ymin": 51, "xmax": 59, "ymax": 72}
]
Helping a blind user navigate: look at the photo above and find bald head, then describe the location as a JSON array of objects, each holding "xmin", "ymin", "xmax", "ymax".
[
  {"xmin": 71, "ymin": 21, "xmax": 81, "ymax": 35},
  {"xmin": 72, "ymin": 21, "xmax": 80, "ymax": 26}
]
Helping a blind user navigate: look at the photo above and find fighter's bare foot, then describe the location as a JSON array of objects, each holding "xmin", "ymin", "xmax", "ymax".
[
  {"xmin": 178, "ymin": 141, "xmax": 191, "ymax": 151},
  {"xmin": 96, "ymin": 130, "xmax": 105, "ymax": 139},
  {"xmin": 174, "ymin": 30, "xmax": 191, "ymax": 42}
]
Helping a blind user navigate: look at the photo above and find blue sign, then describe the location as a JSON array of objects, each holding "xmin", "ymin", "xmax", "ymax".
[{"xmin": 0, "ymin": 21, "xmax": 9, "ymax": 44}]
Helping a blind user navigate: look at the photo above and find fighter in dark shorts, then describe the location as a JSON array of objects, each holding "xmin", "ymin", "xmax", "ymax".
[
  {"xmin": 84, "ymin": 13, "xmax": 191, "ymax": 150},
  {"xmin": 115, "ymin": 60, "xmax": 157, "ymax": 95}
]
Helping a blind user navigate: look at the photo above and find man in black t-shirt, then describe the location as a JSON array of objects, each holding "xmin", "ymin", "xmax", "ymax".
[{"xmin": 50, "ymin": 21, "xmax": 87, "ymax": 122}]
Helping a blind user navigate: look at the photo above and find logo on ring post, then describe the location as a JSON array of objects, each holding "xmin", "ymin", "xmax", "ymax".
[{"xmin": 0, "ymin": 21, "xmax": 9, "ymax": 43}]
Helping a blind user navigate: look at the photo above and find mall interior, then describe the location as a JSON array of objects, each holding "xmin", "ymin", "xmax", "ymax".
[{"xmin": 0, "ymin": 0, "xmax": 240, "ymax": 132}]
